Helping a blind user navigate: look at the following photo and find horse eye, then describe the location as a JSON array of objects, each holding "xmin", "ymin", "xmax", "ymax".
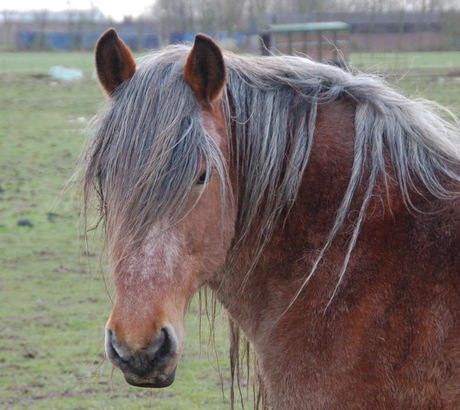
[{"xmin": 197, "ymin": 171, "xmax": 209, "ymax": 185}]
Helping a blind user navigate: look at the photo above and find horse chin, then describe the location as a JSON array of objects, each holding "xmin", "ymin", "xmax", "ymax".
[{"xmin": 124, "ymin": 366, "xmax": 177, "ymax": 388}]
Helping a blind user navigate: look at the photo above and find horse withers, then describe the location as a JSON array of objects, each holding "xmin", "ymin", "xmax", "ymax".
[{"xmin": 81, "ymin": 29, "xmax": 460, "ymax": 407}]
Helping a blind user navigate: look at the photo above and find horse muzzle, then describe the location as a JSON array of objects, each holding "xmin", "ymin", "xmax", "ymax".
[{"xmin": 105, "ymin": 325, "xmax": 178, "ymax": 388}]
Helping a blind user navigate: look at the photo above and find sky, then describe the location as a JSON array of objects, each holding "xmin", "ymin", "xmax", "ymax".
[{"xmin": 1, "ymin": 0, "xmax": 152, "ymax": 21}]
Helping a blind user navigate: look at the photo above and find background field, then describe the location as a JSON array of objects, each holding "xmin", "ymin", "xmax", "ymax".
[{"xmin": 1, "ymin": 50, "xmax": 460, "ymax": 409}]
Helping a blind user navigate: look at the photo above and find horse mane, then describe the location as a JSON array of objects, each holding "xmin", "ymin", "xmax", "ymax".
[{"xmin": 223, "ymin": 52, "xmax": 460, "ymax": 303}]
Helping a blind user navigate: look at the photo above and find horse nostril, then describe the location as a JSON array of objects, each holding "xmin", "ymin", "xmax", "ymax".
[
  {"xmin": 159, "ymin": 328, "xmax": 171, "ymax": 357},
  {"xmin": 157, "ymin": 327, "xmax": 172, "ymax": 357},
  {"xmin": 105, "ymin": 327, "xmax": 126, "ymax": 368},
  {"xmin": 151, "ymin": 327, "xmax": 177, "ymax": 367}
]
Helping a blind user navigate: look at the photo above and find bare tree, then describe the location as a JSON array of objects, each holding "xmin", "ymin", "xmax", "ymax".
[
  {"xmin": 152, "ymin": 0, "xmax": 194, "ymax": 42},
  {"xmin": 1, "ymin": 10, "xmax": 16, "ymax": 51},
  {"xmin": 220, "ymin": 0, "xmax": 247, "ymax": 34},
  {"xmin": 33, "ymin": 10, "xmax": 49, "ymax": 50},
  {"xmin": 146, "ymin": 0, "xmax": 459, "ymax": 53}
]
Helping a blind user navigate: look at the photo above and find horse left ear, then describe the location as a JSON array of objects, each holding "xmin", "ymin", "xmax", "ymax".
[
  {"xmin": 184, "ymin": 34, "xmax": 226, "ymax": 108},
  {"xmin": 95, "ymin": 28, "xmax": 136, "ymax": 96}
]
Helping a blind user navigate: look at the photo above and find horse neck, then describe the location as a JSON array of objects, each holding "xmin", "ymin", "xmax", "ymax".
[{"xmin": 212, "ymin": 99, "xmax": 370, "ymax": 338}]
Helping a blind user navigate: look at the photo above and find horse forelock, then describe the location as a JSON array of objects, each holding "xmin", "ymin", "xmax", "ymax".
[{"xmin": 82, "ymin": 46, "xmax": 227, "ymax": 257}]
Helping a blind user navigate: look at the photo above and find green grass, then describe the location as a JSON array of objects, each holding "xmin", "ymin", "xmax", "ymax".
[
  {"xmin": 350, "ymin": 50, "xmax": 460, "ymax": 71},
  {"xmin": 1, "ymin": 50, "xmax": 460, "ymax": 409},
  {"xmin": 0, "ymin": 52, "xmax": 96, "ymax": 76}
]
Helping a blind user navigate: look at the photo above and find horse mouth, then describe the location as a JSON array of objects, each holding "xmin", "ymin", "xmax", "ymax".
[{"xmin": 124, "ymin": 366, "xmax": 177, "ymax": 388}]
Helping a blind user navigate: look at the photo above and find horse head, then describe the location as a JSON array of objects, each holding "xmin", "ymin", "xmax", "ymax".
[{"xmin": 93, "ymin": 29, "xmax": 235, "ymax": 387}]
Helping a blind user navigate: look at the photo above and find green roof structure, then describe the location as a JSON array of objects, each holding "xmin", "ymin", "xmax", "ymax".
[
  {"xmin": 267, "ymin": 22, "xmax": 351, "ymax": 33},
  {"xmin": 260, "ymin": 21, "xmax": 350, "ymax": 64}
]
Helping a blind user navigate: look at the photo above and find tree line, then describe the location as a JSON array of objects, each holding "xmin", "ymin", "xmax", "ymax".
[{"xmin": 149, "ymin": 0, "xmax": 459, "ymax": 41}]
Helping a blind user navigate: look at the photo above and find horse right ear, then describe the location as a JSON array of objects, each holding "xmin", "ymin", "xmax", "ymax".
[{"xmin": 95, "ymin": 28, "xmax": 136, "ymax": 96}]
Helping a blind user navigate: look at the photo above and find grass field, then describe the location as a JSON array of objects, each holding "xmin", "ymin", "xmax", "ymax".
[
  {"xmin": 1, "ymin": 50, "xmax": 460, "ymax": 409},
  {"xmin": 350, "ymin": 50, "xmax": 460, "ymax": 70},
  {"xmin": 0, "ymin": 52, "xmax": 233, "ymax": 409}
]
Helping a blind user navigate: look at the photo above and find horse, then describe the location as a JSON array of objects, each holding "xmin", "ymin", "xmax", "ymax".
[{"xmin": 81, "ymin": 28, "xmax": 460, "ymax": 408}]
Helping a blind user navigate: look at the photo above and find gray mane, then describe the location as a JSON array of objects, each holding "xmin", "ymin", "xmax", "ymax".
[
  {"xmin": 82, "ymin": 45, "xmax": 460, "ymax": 289},
  {"xmin": 223, "ymin": 52, "xmax": 460, "ymax": 301}
]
